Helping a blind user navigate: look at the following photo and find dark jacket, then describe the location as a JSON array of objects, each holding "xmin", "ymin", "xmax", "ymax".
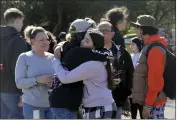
[
  {"xmin": 49, "ymin": 41, "xmax": 108, "ymax": 111},
  {"xmin": 111, "ymin": 42, "xmax": 134, "ymax": 107},
  {"xmin": 112, "ymin": 27, "xmax": 125, "ymax": 48},
  {"xmin": 26, "ymin": 42, "xmax": 31, "ymax": 51},
  {"xmin": 0, "ymin": 26, "xmax": 27, "ymax": 94}
]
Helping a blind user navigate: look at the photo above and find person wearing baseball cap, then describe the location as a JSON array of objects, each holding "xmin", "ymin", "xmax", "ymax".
[
  {"xmin": 50, "ymin": 19, "xmax": 112, "ymax": 119},
  {"xmin": 57, "ymin": 32, "xmax": 66, "ymax": 43},
  {"xmin": 69, "ymin": 19, "xmax": 92, "ymax": 33},
  {"xmin": 131, "ymin": 15, "xmax": 167, "ymax": 119},
  {"xmin": 97, "ymin": 21, "xmax": 134, "ymax": 119}
]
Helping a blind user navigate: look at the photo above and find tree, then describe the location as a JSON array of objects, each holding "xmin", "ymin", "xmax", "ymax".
[{"xmin": 1, "ymin": 0, "xmax": 175, "ymax": 35}]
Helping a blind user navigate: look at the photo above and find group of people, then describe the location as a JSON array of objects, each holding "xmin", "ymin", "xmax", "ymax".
[{"xmin": 0, "ymin": 6, "xmax": 169, "ymax": 119}]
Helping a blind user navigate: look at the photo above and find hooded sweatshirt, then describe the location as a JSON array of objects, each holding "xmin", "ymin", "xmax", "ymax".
[
  {"xmin": 0, "ymin": 26, "xmax": 27, "ymax": 94},
  {"xmin": 144, "ymin": 35, "xmax": 167, "ymax": 106}
]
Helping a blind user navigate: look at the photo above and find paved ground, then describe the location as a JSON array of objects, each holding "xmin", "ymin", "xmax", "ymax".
[{"xmin": 122, "ymin": 99, "xmax": 176, "ymax": 119}]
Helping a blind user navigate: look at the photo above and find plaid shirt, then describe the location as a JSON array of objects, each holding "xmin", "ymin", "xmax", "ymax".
[
  {"xmin": 50, "ymin": 75, "xmax": 62, "ymax": 90},
  {"xmin": 50, "ymin": 64, "xmax": 69, "ymax": 90}
]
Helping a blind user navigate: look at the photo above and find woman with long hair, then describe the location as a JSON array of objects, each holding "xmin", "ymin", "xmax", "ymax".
[
  {"xmin": 52, "ymin": 29, "xmax": 117, "ymax": 119},
  {"xmin": 103, "ymin": 7, "xmax": 128, "ymax": 47}
]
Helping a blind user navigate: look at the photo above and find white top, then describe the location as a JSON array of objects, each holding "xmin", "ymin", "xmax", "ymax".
[
  {"xmin": 53, "ymin": 59, "xmax": 114, "ymax": 107},
  {"xmin": 131, "ymin": 53, "xmax": 140, "ymax": 68}
]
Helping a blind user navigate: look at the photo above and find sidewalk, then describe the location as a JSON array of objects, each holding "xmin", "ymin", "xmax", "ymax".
[{"xmin": 122, "ymin": 99, "xmax": 176, "ymax": 119}]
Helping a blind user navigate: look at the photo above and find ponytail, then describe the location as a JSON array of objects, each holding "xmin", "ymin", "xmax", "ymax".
[{"xmin": 24, "ymin": 25, "xmax": 35, "ymax": 44}]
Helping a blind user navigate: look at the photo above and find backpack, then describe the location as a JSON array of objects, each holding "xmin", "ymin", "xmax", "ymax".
[{"xmin": 145, "ymin": 42, "xmax": 176, "ymax": 100}]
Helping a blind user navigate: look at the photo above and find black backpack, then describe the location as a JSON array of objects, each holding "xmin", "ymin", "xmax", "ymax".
[{"xmin": 145, "ymin": 42, "xmax": 176, "ymax": 100}]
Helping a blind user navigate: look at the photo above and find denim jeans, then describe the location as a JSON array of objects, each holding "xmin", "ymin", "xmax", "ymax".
[
  {"xmin": 117, "ymin": 107, "xmax": 122, "ymax": 119},
  {"xmin": 51, "ymin": 108, "xmax": 77, "ymax": 119},
  {"xmin": 23, "ymin": 103, "xmax": 53, "ymax": 119},
  {"xmin": 0, "ymin": 93, "xmax": 24, "ymax": 119}
]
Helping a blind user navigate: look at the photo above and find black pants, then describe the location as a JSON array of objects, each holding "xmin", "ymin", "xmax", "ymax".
[{"xmin": 129, "ymin": 98, "xmax": 144, "ymax": 119}]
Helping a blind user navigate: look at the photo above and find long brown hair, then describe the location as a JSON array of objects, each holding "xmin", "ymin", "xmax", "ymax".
[
  {"xmin": 46, "ymin": 31, "xmax": 57, "ymax": 54},
  {"xmin": 103, "ymin": 7, "xmax": 128, "ymax": 27},
  {"xmin": 88, "ymin": 29, "xmax": 114, "ymax": 90},
  {"xmin": 106, "ymin": 59, "xmax": 115, "ymax": 90}
]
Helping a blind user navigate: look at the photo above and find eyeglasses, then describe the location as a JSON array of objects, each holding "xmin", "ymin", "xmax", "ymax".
[{"xmin": 38, "ymin": 39, "xmax": 51, "ymax": 43}]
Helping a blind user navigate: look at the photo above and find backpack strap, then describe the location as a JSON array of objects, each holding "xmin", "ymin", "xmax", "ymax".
[{"xmin": 142, "ymin": 42, "xmax": 167, "ymax": 66}]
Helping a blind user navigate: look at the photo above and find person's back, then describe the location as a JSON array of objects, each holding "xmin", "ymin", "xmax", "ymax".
[
  {"xmin": 81, "ymin": 61, "xmax": 114, "ymax": 107},
  {"xmin": 0, "ymin": 8, "xmax": 26, "ymax": 119},
  {"xmin": 52, "ymin": 29, "xmax": 117, "ymax": 119},
  {"xmin": 0, "ymin": 26, "xmax": 26, "ymax": 93}
]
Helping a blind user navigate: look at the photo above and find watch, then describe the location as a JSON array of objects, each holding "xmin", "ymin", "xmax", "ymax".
[{"xmin": 35, "ymin": 77, "xmax": 38, "ymax": 84}]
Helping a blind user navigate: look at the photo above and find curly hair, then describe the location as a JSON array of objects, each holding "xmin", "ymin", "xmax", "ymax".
[{"xmin": 103, "ymin": 7, "xmax": 128, "ymax": 27}]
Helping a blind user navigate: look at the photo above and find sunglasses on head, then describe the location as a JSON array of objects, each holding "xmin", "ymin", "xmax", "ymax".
[{"xmin": 100, "ymin": 29, "xmax": 113, "ymax": 33}]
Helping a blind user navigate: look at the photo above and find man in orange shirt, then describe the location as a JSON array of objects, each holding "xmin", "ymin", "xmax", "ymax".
[{"xmin": 132, "ymin": 15, "xmax": 167, "ymax": 119}]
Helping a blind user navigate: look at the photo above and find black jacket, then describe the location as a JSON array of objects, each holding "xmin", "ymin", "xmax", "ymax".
[
  {"xmin": 0, "ymin": 26, "xmax": 27, "ymax": 94},
  {"xmin": 49, "ymin": 41, "xmax": 108, "ymax": 111},
  {"xmin": 111, "ymin": 42, "xmax": 134, "ymax": 107},
  {"xmin": 112, "ymin": 27, "xmax": 125, "ymax": 48}
]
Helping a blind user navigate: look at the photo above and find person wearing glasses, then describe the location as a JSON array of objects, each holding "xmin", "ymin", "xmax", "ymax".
[{"xmin": 97, "ymin": 21, "xmax": 134, "ymax": 119}]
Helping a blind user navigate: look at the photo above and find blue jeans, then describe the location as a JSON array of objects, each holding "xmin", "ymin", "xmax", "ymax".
[
  {"xmin": 23, "ymin": 103, "xmax": 53, "ymax": 119},
  {"xmin": 0, "ymin": 93, "xmax": 24, "ymax": 119},
  {"xmin": 51, "ymin": 108, "xmax": 77, "ymax": 119},
  {"xmin": 117, "ymin": 107, "xmax": 122, "ymax": 119}
]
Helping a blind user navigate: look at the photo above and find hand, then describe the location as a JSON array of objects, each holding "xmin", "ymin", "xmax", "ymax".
[
  {"xmin": 143, "ymin": 106, "xmax": 151, "ymax": 118},
  {"xmin": 18, "ymin": 96, "xmax": 23, "ymax": 107},
  {"xmin": 47, "ymin": 80, "xmax": 54, "ymax": 88},
  {"xmin": 113, "ymin": 78, "xmax": 121, "ymax": 86},
  {"xmin": 36, "ymin": 75, "xmax": 54, "ymax": 86},
  {"xmin": 54, "ymin": 45, "xmax": 62, "ymax": 59}
]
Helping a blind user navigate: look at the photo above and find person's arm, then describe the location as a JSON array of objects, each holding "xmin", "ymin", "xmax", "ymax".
[
  {"xmin": 145, "ymin": 47, "xmax": 165, "ymax": 107},
  {"xmin": 125, "ymin": 51, "xmax": 134, "ymax": 90},
  {"xmin": 15, "ymin": 53, "xmax": 37, "ymax": 89},
  {"xmin": 11, "ymin": 36, "xmax": 27, "ymax": 76},
  {"xmin": 53, "ymin": 59, "xmax": 100, "ymax": 83}
]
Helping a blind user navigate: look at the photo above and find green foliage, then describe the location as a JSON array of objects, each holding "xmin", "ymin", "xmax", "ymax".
[{"xmin": 1, "ymin": 0, "xmax": 175, "ymax": 35}]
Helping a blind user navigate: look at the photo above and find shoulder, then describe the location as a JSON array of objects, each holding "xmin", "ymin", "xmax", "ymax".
[
  {"xmin": 18, "ymin": 51, "xmax": 31, "ymax": 60},
  {"xmin": 12, "ymin": 35, "xmax": 26, "ymax": 47},
  {"xmin": 13, "ymin": 34, "xmax": 25, "ymax": 41},
  {"xmin": 80, "ymin": 61, "xmax": 105, "ymax": 69},
  {"xmin": 149, "ymin": 47, "xmax": 165, "ymax": 57},
  {"xmin": 45, "ymin": 52, "xmax": 54, "ymax": 59},
  {"xmin": 45, "ymin": 52, "xmax": 54, "ymax": 56},
  {"xmin": 66, "ymin": 47, "xmax": 92, "ymax": 56},
  {"xmin": 57, "ymin": 41, "xmax": 68, "ymax": 46}
]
